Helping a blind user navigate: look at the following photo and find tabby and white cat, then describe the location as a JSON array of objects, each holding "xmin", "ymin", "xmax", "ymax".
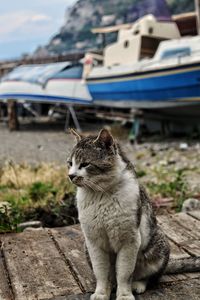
[{"xmin": 67, "ymin": 129, "xmax": 198, "ymax": 300}]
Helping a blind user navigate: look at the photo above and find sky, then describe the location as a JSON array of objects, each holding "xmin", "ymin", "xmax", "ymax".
[{"xmin": 0, "ymin": 0, "xmax": 76, "ymax": 61}]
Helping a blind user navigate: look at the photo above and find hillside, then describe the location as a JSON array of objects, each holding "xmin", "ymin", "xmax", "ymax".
[{"xmin": 34, "ymin": 0, "xmax": 194, "ymax": 57}]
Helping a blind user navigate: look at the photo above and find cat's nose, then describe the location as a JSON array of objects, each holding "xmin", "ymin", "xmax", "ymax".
[{"xmin": 69, "ymin": 174, "xmax": 76, "ymax": 181}]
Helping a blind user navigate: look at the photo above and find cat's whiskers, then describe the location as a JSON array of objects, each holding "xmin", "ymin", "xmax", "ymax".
[
  {"xmin": 84, "ymin": 178, "xmax": 107, "ymax": 194},
  {"xmin": 84, "ymin": 180, "xmax": 96, "ymax": 192}
]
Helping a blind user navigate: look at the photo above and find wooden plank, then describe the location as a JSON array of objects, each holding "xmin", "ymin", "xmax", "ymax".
[
  {"xmin": 188, "ymin": 211, "xmax": 200, "ymax": 221},
  {"xmin": 173, "ymin": 213, "xmax": 200, "ymax": 238},
  {"xmin": 157, "ymin": 215, "xmax": 200, "ymax": 256},
  {"xmin": 0, "ymin": 247, "xmax": 13, "ymax": 300},
  {"xmin": 1, "ymin": 229, "xmax": 81, "ymax": 300},
  {"xmin": 53, "ymin": 278, "xmax": 200, "ymax": 300},
  {"xmin": 50, "ymin": 226, "xmax": 95, "ymax": 293},
  {"xmin": 180, "ymin": 240, "xmax": 200, "ymax": 257},
  {"xmin": 160, "ymin": 273, "xmax": 188, "ymax": 283},
  {"xmin": 168, "ymin": 240, "xmax": 190, "ymax": 259},
  {"xmin": 138, "ymin": 278, "xmax": 200, "ymax": 300},
  {"xmin": 184, "ymin": 272, "xmax": 200, "ymax": 280},
  {"xmin": 160, "ymin": 271, "xmax": 200, "ymax": 283},
  {"xmin": 157, "ymin": 214, "xmax": 197, "ymax": 242}
]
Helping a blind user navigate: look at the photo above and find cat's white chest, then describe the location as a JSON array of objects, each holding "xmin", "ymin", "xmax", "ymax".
[
  {"xmin": 76, "ymin": 188, "xmax": 110, "ymax": 248},
  {"xmin": 77, "ymin": 188, "xmax": 111, "ymax": 228},
  {"xmin": 76, "ymin": 178, "xmax": 139, "ymax": 252}
]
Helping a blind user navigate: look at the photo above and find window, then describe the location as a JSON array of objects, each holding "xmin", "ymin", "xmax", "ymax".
[
  {"xmin": 161, "ymin": 47, "xmax": 191, "ymax": 59},
  {"xmin": 133, "ymin": 30, "xmax": 140, "ymax": 35},
  {"xmin": 124, "ymin": 40, "xmax": 129, "ymax": 48},
  {"xmin": 53, "ymin": 65, "xmax": 83, "ymax": 79},
  {"xmin": 148, "ymin": 27, "xmax": 153, "ymax": 34}
]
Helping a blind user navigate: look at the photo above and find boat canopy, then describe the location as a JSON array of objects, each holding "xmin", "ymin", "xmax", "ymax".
[{"xmin": 1, "ymin": 62, "xmax": 71, "ymax": 85}]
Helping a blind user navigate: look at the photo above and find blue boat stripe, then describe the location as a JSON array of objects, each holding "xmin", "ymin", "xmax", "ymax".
[
  {"xmin": 87, "ymin": 62, "xmax": 200, "ymax": 83},
  {"xmin": 0, "ymin": 93, "xmax": 92, "ymax": 105}
]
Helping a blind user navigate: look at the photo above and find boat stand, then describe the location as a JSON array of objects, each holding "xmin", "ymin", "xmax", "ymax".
[
  {"xmin": 64, "ymin": 105, "xmax": 82, "ymax": 132},
  {"xmin": 129, "ymin": 117, "xmax": 141, "ymax": 143}
]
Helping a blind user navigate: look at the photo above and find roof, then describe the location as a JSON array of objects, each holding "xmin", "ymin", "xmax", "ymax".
[
  {"xmin": 91, "ymin": 23, "xmax": 132, "ymax": 34},
  {"xmin": 92, "ymin": 12, "xmax": 197, "ymax": 35}
]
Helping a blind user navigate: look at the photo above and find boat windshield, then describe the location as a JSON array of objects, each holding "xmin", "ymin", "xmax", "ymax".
[
  {"xmin": 52, "ymin": 64, "xmax": 83, "ymax": 79},
  {"xmin": 161, "ymin": 47, "xmax": 191, "ymax": 59}
]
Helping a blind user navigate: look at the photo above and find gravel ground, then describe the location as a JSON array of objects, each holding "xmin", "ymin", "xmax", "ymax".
[
  {"xmin": 1, "ymin": 121, "xmax": 200, "ymax": 196},
  {"xmin": 0, "ymin": 123, "xmax": 74, "ymax": 165},
  {"xmin": 0, "ymin": 118, "xmax": 105, "ymax": 165}
]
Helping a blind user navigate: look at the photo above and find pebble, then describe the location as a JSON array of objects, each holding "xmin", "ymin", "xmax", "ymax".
[{"xmin": 179, "ymin": 143, "xmax": 188, "ymax": 150}]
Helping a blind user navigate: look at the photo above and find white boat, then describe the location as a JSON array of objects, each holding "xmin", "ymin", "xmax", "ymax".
[
  {"xmin": 85, "ymin": 15, "xmax": 200, "ymax": 116},
  {"xmin": 0, "ymin": 62, "xmax": 92, "ymax": 104}
]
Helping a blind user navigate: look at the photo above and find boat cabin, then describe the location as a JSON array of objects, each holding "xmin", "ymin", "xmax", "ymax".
[{"xmin": 89, "ymin": 15, "xmax": 180, "ymax": 68}]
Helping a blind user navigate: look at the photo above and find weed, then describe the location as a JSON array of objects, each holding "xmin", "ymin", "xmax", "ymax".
[
  {"xmin": 28, "ymin": 182, "xmax": 57, "ymax": 201},
  {"xmin": 0, "ymin": 163, "xmax": 77, "ymax": 233},
  {"xmin": 136, "ymin": 169, "xmax": 146, "ymax": 178},
  {"xmin": 146, "ymin": 169, "xmax": 189, "ymax": 211}
]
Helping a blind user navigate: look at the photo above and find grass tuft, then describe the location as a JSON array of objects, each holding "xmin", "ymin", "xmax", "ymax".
[
  {"xmin": 0, "ymin": 163, "xmax": 77, "ymax": 233},
  {"xmin": 145, "ymin": 169, "xmax": 191, "ymax": 212}
]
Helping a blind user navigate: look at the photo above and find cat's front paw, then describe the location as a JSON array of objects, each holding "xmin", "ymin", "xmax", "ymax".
[
  {"xmin": 116, "ymin": 292, "xmax": 135, "ymax": 300},
  {"xmin": 132, "ymin": 280, "xmax": 147, "ymax": 294},
  {"xmin": 90, "ymin": 292, "xmax": 110, "ymax": 300}
]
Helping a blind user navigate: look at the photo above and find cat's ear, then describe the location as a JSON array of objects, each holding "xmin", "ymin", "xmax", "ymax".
[
  {"xmin": 94, "ymin": 128, "xmax": 114, "ymax": 147},
  {"xmin": 70, "ymin": 128, "xmax": 82, "ymax": 142}
]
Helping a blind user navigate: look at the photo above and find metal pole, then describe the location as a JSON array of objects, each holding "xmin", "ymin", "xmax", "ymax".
[
  {"xmin": 195, "ymin": 0, "xmax": 200, "ymax": 35},
  {"xmin": 68, "ymin": 105, "xmax": 81, "ymax": 132}
]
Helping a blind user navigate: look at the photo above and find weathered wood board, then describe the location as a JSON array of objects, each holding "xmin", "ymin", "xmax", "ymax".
[
  {"xmin": 51, "ymin": 278, "xmax": 200, "ymax": 300},
  {"xmin": 173, "ymin": 212, "xmax": 200, "ymax": 238},
  {"xmin": 0, "ymin": 249, "xmax": 13, "ymax": 300},
  {"xmin": 1, "ymin": 229, "xmax": 81, "ymax": 300},
  {"xmin": 50, "ymin": 226, "xmax": 95, "ymax": 292},
  {"xmin": 188, "ymin": 210, "xmax": 200, "ymax": 221},
  {"xmin": 167, "ymin": 240, "xmax": 189, "ymax": 259},
  {"xmin": 157, "ymin": 214, "xmax": 200, "ymax": 256},
  {"xmin": 0, "ymin": 212, "xmax": 199, "ymax": 300}
]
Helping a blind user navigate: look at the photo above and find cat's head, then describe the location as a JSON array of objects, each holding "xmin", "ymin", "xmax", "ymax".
[{"xmin": 67, "ymin": 128, "xmax": 121, "ymax": 191}]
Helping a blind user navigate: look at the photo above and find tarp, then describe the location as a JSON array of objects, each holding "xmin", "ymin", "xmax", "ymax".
[{"xmin": 1, "ymin": 62, "xmax": 70, "ymax": 86}]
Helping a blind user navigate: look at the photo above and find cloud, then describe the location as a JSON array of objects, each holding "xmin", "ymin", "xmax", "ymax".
[
  {"xmin": 0, "ymin": 11, "xmax": 52, "ymax": 42},
  {"xmin": 30, "ymin": 14, "xmax": 52, "ymax": 22},
  {"xmin": 0, "ymin": 1, "xmax": 77, "ymax": 59}
]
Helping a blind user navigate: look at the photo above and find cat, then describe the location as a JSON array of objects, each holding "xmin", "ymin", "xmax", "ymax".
[{"xmin": 67, "ymin": 128, "xmax": 199, "ymax": 300}]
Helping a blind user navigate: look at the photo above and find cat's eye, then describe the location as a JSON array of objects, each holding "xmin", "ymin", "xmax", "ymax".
[
  {"xmin": 67, "ymin": 161, "xmax": 72, "ymax": 167},
  {"xmin": 79, "ymin": 162, "xmax": 89, "ymax": 169}
]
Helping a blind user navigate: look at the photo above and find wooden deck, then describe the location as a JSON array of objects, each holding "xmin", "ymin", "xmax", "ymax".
[{"xmin": 0, "ymin": 212, "xmax": 200, "ymax": 300}]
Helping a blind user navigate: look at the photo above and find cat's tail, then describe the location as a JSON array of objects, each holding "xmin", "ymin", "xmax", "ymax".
[{"xmin": 164, "ymin": 257, "xmax": 200, "ymax": 274}]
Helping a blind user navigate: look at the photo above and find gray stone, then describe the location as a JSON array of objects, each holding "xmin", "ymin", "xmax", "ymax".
[
  {"xmin": 182, "ymin": 198, "xmax": 200, "ymax": 213},
  {"xmin": 18, "ymin": 221, "xmax": 42, "ymax": 231}
]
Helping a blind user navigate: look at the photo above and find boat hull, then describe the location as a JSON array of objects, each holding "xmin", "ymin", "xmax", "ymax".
[{"xmin": 87, "ymin": 62, "xmax": 200, "ymax": 109}]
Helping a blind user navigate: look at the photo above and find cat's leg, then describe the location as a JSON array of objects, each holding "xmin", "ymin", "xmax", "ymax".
[
  {"xmin": 132, "ymin": 280, "xmax": 147, "ymax": 294},
  {"xmin": 87, "ymin": 242, "xmax": 112, "ymax": 300},
  {"xmin": 132, "ymin": 255, "xmax": 164, "ymax": 294},
  {"xmin": 116, "ymin": 238, "xmax": 140, "ymax": 300},
  {"xmin": 133, "ymin": 229, "xmax": 170, "ymax": 293}
]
